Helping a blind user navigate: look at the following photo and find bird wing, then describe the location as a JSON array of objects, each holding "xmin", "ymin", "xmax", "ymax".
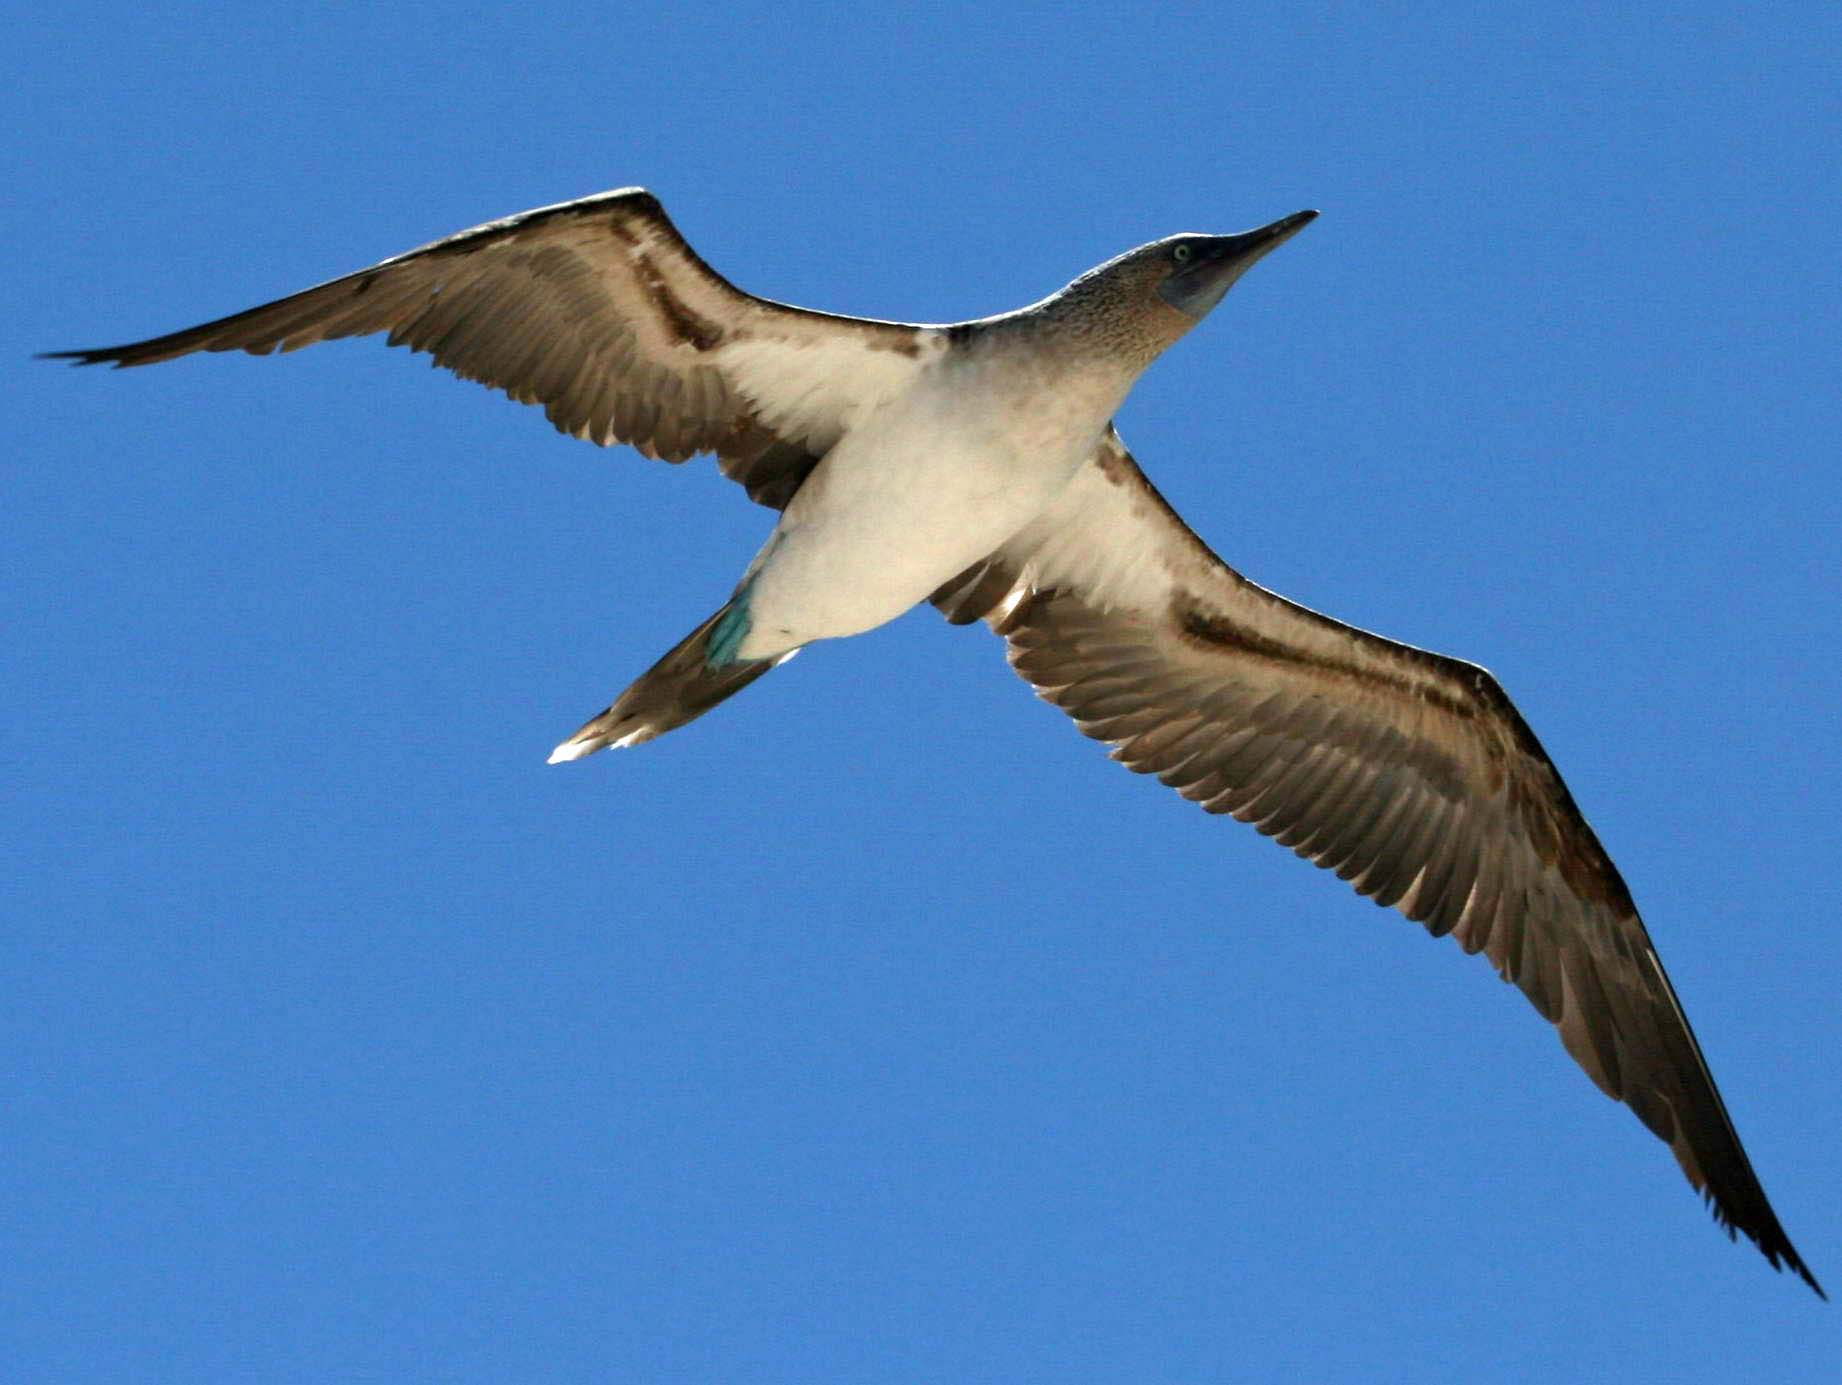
[
  {"xmin": 44, "ymin": 188, "xmax": 937, "ymax": 510},
  {"xmin": 931, "ymin": 428, "xmax": 1819, "ymax": 1293}
]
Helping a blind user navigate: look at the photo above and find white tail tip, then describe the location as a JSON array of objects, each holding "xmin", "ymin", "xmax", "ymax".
[{"xmin": 547, "ymin": 738, "xmax": 595, "ymax": 764}]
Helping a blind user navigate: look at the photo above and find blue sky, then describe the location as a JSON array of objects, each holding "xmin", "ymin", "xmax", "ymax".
[{"xmin": 10, "ymin": 3, "xmax": 1840, "ymax": 1379}]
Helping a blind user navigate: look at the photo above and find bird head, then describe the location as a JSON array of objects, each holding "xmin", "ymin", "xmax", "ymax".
[
  {"xmin": 1043, "ymin": 210, "xmax": 1318, "ymax": 366},
  {"xmin": 1150, "ymin": 210, "xmax": 1319, "ymax": 321}
]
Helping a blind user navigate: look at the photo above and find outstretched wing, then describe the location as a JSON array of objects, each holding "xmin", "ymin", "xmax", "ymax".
[
  {"xmin": 45, "ymin": 188, "xmax": 938, "ymax": 509},
  {"xmin": 932, "ymin": 429, "xmax": 1820, "ymax": 1293}
]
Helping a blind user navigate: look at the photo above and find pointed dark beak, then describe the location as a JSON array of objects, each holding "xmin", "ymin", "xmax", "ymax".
[
  {"xmin": 1160, "ymin": 209, "xmax": 1318, "ymax": 320},
  {"xmin": 1219, "ymin": 208, "xmax": 1318, "ymax": 267}
]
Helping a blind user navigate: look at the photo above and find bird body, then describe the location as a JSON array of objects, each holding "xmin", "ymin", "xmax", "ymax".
[
  {"xmin": 43, "ymin": 188, "xmax": 1820, "ymax": 1294},
  {"xmin": 748, "ymin": 322, "xmax": 1142, "ymax": 655}
]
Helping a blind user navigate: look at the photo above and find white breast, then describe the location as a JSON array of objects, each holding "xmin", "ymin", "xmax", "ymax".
[{"xmin": 737, "ymin": 350, "xmax": 1132, "ymax": 655}]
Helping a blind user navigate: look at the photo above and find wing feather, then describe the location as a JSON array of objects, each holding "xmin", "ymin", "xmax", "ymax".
[
  {"xmin": 46, "ymin": 188, "xmax": 939, "ymax": 510},
  {"xmin": 932, "ymin": 430, "xmax": 1819, "ymax": 1293}
]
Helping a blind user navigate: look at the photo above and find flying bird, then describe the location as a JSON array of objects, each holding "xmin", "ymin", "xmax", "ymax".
[{"xmin": 45, "ymin": 188, "xmax": 1820, "ymax": 1294}]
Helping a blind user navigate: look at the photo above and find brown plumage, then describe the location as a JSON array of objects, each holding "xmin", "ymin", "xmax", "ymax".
[
  {"xmin": 44, "ymin": 188, "xmax": 926, "ymax": 509},
  {"xmin": 934, "ymin": 431, "xmax": 1820, "ymax": 1295}
]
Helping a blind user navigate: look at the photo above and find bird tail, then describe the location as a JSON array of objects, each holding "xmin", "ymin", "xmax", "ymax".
[{"xmin": 546, "ymin": 597, "xmax": 795, "ymax": 761}]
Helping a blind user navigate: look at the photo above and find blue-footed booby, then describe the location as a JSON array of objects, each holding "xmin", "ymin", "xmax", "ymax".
[{"xmin": 45, "ymin": 188, "xmax": 1819, "ymax": 1294}]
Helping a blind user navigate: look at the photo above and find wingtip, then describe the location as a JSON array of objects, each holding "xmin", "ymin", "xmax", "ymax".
[{"xmin": 1788, "ymin": 1252, "xmax": 1827, "ymax": 1301}]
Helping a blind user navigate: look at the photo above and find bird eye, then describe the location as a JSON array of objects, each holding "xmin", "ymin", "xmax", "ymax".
[{"xmin": 1172, "ymin": 243, "xmax": 1193, "ymax": 264}]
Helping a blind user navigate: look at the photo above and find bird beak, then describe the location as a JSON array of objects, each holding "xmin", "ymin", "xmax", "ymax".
[{"xmin": 1159, "ymin": 209, "xmax": 1318, "ymax": 320}]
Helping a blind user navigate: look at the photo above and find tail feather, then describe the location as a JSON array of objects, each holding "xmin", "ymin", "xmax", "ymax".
[{"xmin": 547, "ymin": 600, "xmax": 794, "ymax": 762}]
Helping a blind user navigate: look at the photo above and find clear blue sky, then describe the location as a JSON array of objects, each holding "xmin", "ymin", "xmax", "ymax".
[{"xmin": 11, "ymin": 4, "xmax": 1840, "ymax": 1379}]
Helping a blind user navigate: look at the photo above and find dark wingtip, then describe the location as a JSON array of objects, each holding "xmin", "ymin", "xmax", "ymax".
[
  {"xmin": 37, "ymin": 348, "xmax": 119, "ymax": 367},
  {"xmin": 1712, "ymin": 1183, "xmax": 1825, "ymax": 1297},
  {"xmin": 1748, "ymin": 1207, "xmax": 1824, "ymax": 1298},
  {"xmin": 1787, "ymin": 1251, "xmax": 1826, "ymax": 1300}
]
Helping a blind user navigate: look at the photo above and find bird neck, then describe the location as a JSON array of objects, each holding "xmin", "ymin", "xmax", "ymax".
[{"xmin": 1032, "ymin": 271, "xmax": 1195, "ymax": 376}]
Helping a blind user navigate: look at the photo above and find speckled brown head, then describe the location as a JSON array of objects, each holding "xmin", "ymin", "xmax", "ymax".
[{"xmin": 1041, "ymin": 209, "xmax": 1319, "ymax": 366}]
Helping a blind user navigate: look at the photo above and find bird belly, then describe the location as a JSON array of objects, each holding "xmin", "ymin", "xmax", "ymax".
[{"xmin": 736, "ymin": 393, "xmax": 1103, "ymax": 655}]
